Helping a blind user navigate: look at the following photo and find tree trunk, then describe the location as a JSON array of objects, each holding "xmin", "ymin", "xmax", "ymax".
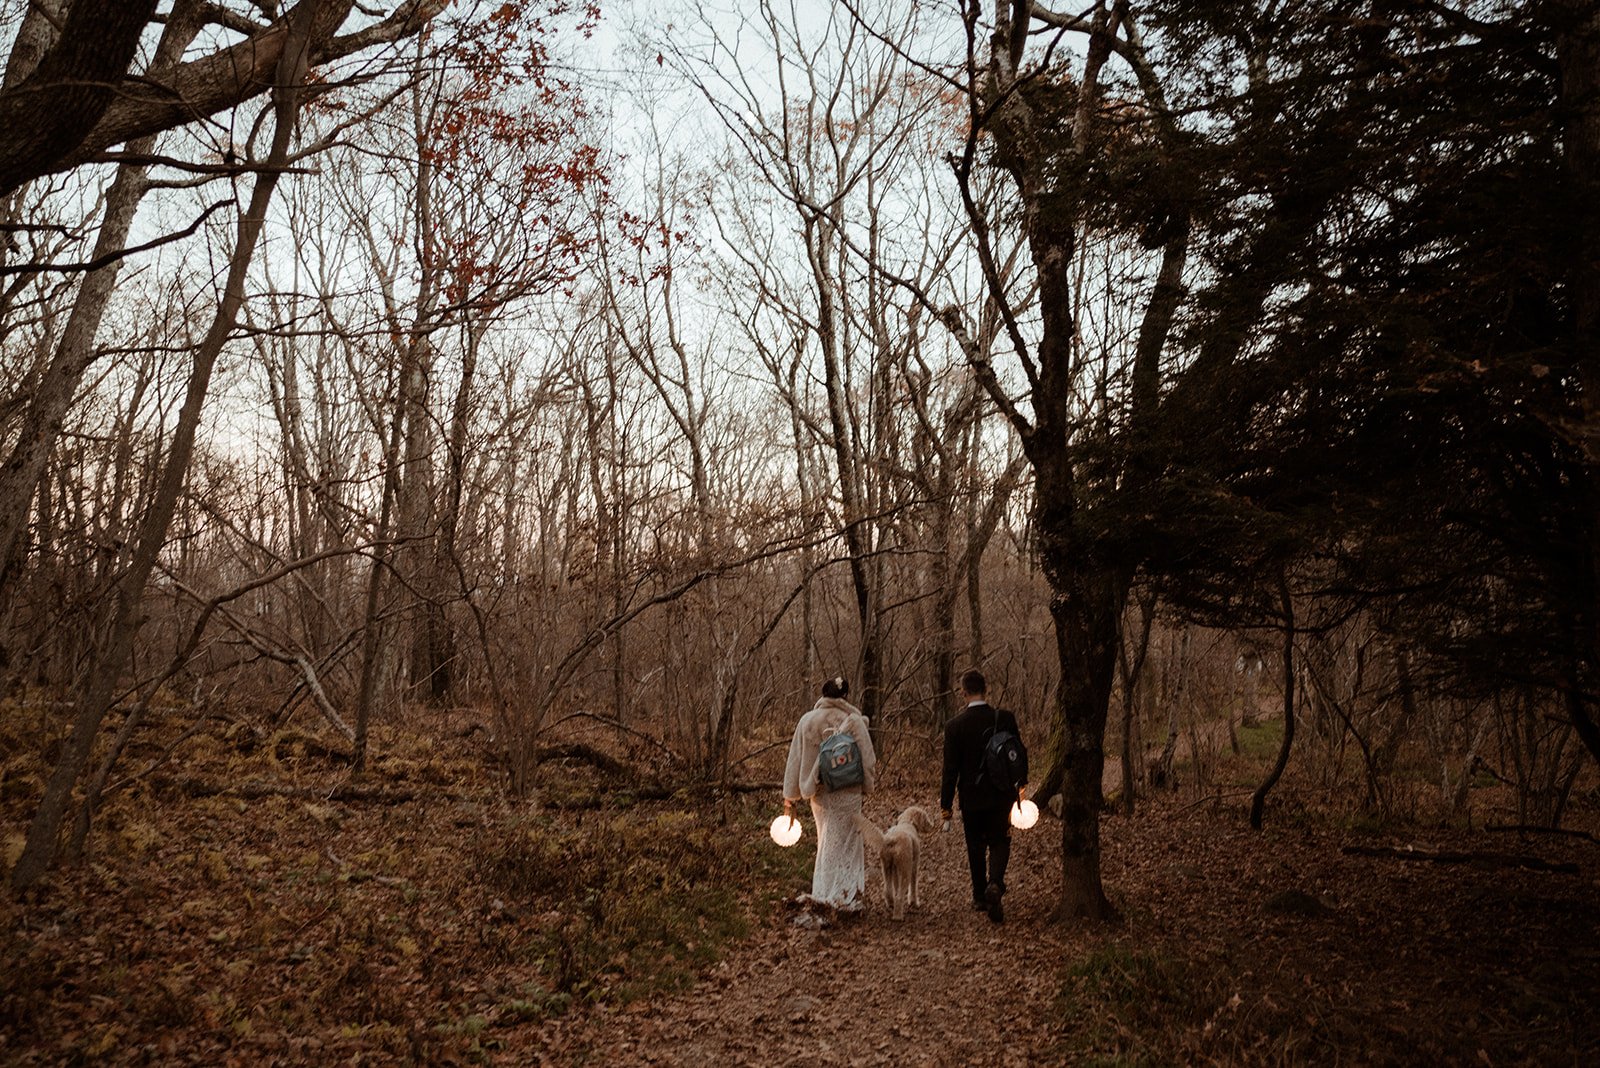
[
  {"xmin": 1241, "ymin": 650, "xmax": 1261, "ymax": 728},
  {"xmin": 0, "ymin": 1, "xmax": 64, "ymax": 91},
  {"xmin": 968, "ymin": 0, "xmax": 1130, "ymax": 922},
  {"xmin": 1557, "ymin": 1, "xmax": 1600, "ymax": 768},
  {"xmin": 931, "ymin": 503, "xmax": 959, "ymax": 725},
  {"xmin": 10, "ymin": 0, "xmax": 339, "ymax": 890},
  {"xmin": 352, "ymin": 402, "xmax": 404, "ymax": 775},
  {"xmin": 0, "ymin": 0, "xmax": 158, "ymax": 195},
  {"xmin": 807, "ymin": 214, "xmax": 882, "ymax": 721},
  {"xmin": 0, "ymin": 2, "xmax": 208, "ymax": 601},
  {"xmin": 1116, "ymin": 592, "xmax": 1155, "ymax": 816},
  {"xmin": 1250, "ymin": 576, "xmax": 1297, "ymax": 830},
  {"xmin": 1047, "ymin": 563, "xmax": 1124, "ymax": 921}
]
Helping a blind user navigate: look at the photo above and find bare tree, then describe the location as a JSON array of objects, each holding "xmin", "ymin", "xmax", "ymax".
[{"xmin": 12, "ymin": 0, "xmax": 342, "ymax": 890}]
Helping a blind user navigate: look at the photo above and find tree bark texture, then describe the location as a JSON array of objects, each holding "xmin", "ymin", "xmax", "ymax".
[
  {"xmin": 1036, "ymin": 407, "xmax": 1126, "ymax": 918},
  {"xmin": 957, "ymin": 0, "xmax": 1130, "ymax": 921},
  {"xmin": 0, "ymin": 0, "xmax": 158, "ymax": 195},
  {"xmin": 0, "ymin": 2, "xmax": 447, "ymax": 191}
]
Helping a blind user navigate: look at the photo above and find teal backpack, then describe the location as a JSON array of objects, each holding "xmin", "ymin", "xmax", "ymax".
[{"xmin": 817, "ymin": 726, "xmax": 864, "ymax": 790}]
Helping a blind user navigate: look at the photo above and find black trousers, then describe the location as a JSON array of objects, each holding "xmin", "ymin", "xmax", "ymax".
[{"xmin": 960, "ymin": 805, "xmax": 1011, "ymax": 901}]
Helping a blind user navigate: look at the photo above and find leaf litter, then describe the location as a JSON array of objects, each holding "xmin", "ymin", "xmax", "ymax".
[{"xmin": 2, "ymin": 716, "xmax": 1597, "ymax": 1065}]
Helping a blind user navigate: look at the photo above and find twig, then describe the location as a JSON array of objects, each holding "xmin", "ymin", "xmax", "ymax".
[
  {"xmin": 541, "ymin": 709, "xmax": 680, "ymax": 762},
  {"xmin": 1174, "ymin": 788, "xmax": 1254, "ymax": 815},
  {"xmin": 0, "ymin": 198, "xmax": 233, "ymax": 276},
  {"xmin": 727, "ymin": 738, "xmax": 791, "ymax": 768}
]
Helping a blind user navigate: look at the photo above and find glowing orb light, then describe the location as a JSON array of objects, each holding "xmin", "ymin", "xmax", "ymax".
[
  {"xmin": 769, "ymin": 813, "xmax": 803, "ymax": 847},
  {"xmin": 1010, "ymin": 799, "xmax": 1040, "ymax": 830}
]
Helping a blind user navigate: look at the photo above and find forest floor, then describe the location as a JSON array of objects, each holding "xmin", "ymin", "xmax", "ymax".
[
  {"xmin": 529, "ymin": 787, "xmax": 1600, "ymax": 1067},
  {"xmin": 3, "ymin": 710, "xmax": 1599, "ymax": 1065}
]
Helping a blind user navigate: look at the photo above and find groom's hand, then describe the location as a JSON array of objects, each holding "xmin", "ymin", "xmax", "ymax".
[{"xmin": 940, "ymin": 807, "xmax": 952, "ymax": 833}]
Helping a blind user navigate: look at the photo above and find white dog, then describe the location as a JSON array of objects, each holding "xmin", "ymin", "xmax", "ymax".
[{"xmin": 855, "ymin": 806, "xmax": 940, "ymax": 921}]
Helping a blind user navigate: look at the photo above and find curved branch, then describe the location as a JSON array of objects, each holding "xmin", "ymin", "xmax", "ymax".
[{"xmin": 45, "ymin": 1, "xmax": 446, "ymax": 179}]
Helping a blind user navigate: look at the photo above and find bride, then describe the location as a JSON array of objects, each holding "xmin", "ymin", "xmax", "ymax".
[{"xmin": 782, "ymin": 676, "xmax": 877, "ymax": 910}]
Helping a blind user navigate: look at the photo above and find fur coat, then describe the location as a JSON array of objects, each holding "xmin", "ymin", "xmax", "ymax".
[{"xmin": 783, "ymin": 696, "xmax": 877, "ymax": 802}]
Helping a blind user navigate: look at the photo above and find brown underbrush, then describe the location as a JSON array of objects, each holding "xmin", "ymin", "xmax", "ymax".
[{"xmin": 3, "ymin": 698, "xmax": 1597, "ymax": 1065}]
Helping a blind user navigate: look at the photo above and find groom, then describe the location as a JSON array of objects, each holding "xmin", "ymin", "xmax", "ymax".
[{"xmin": 940, "ymin": 669, "xmax": 1023, "ymax": 924}]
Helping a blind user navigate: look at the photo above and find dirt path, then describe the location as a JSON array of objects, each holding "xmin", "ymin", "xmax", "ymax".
[
  {"xmin": 517, "ymin": 782, "xmax": 1600, "ymax": 1067},
  {"xmin": 529, "ymin": 789, "xmax": 1069, "ymax": 1066}
]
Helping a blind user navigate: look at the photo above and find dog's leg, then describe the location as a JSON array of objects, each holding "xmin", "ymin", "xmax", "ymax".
[{"xmin": 909, "ymin": 839, "xmax": 920, "ymax": 908}]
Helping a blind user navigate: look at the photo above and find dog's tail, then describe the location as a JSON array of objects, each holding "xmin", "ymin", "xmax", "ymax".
[
  {"xmin": 854, "ymin": 813, "xmax": 886, "ymax": 851},
  {"xmin": 898, "ymin": 806, "xmax": 939, "ymax": 834}
]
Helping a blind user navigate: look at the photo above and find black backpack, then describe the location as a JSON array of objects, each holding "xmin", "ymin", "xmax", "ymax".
[{"xmin": 975, "ymin": 708, "xmax": 1028, "ymax": 804}]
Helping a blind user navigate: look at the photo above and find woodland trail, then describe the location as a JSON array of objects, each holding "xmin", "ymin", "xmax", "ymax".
[
  {"xmin": 528, "ymin": 787, "xmax": 1069, "ymax": 1066},
  {"xmin": 517, "ymin": 780, "xmax": 1600, "ymax": 1067}
]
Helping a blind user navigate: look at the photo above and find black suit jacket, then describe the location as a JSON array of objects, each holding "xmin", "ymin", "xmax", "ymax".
[{"xmin": 941, "ymin": 701, "xmax": 1020, "ymax": 812}]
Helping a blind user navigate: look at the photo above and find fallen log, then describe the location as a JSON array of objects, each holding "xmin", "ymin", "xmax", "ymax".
[
  {"xmin": 1484, "ymin": 823, "xmax": 1598, "ymax": 844},
  {"xmin": 1340, "ymin": 844, "xmax": 1579, "ymax": 874},
  {"xmin": 534, "ymin": 741, "xmax": 634, "ymax": 778}
]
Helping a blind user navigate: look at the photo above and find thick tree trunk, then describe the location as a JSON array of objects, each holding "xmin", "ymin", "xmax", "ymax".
[
  {"xmin": 963, "ymin": 0, "xmax": 1129, "ymax": 923},
  {"xmin": 45, "ymin": 2, "xmax": 444, "ymax": 179},
  {"xmin": 0, "ymin": 0, "xmax": 158, "ymax": 195},
  {"xmin": 1048, "ymin": 567, "xmax": 1125, "ymax": 921}
]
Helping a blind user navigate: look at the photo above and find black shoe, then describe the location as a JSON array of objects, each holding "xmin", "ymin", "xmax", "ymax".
[
  {"xmin": 985, "ymin": 883, "xmax": 1004, "ymax": 924},
  {"xmin": 971, "ymin": 898, "xmax": 987, "ymax": 911}
]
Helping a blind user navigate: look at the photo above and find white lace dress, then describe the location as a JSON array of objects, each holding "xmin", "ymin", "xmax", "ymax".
[{"xmin": 808, "ymin": 787, "xmax": 866, "ymax": 909}]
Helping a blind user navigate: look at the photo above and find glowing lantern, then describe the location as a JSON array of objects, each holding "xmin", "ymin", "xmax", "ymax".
[
  {"xmin": 1010, "ymin": 799, "xmax": 1039, "ymax": 830},
  {"xmin": 769, "ymin": 813, "xmax": 803, "ymax": 847}
]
